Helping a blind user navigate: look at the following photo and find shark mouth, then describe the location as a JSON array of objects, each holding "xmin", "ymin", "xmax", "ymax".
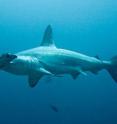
[{"xmin": 0, "ymin": 53, "xmax": 17, "ymax": 68}]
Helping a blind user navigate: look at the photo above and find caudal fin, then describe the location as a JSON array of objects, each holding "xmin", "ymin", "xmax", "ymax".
[{"xmin": 106, "ymin": 56, "xmax": 117, "ymax": 82}]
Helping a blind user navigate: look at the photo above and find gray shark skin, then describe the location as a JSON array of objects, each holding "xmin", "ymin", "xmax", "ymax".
[{"xmin": 0, "ymin": 25, "xmax": 117, "ymax": 87}]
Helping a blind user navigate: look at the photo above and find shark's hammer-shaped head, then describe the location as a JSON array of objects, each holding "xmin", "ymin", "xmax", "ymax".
[
  {"xmin": 0, "ymin": 53, "xmax": 40, "ymax": 76},
  {"xmin": 0, "ymin": 53, "xmax": 17, "ymax": 69}
]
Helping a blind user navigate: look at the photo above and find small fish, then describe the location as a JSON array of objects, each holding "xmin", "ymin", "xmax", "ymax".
[{"xmin": 50, "ymin": 104, "xmax": 59, "ymax": 112}]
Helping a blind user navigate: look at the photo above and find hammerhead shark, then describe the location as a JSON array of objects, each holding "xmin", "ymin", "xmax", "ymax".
[{"xmin": 0, "ymin": 25, "xmax": 117, "ymax": 87}]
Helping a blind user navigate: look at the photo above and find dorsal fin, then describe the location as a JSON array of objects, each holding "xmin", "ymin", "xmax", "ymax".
[{"xmin": 40, "ymin": 25, "xmax": 56, "ymax": 47}]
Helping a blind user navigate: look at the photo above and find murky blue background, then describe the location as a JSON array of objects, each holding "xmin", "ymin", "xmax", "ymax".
[{"xmin": 0, "ymin": 0, "xmax": 117, "ymax": 124}]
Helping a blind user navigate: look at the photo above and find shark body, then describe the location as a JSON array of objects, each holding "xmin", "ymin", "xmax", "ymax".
[{"xmin": 0, "ymin": 25, "xmax": 117, "ymax": 87}]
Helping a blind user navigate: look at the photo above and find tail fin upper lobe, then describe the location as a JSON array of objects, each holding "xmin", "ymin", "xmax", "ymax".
[{"xmin": 106, "ymin": 56, "xmax": 117, "ymax": 82}]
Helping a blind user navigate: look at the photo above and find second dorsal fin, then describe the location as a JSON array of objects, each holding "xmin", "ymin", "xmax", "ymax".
[
  {"xmin": 40, "ymin": 25, "xmax": 56, "ymax": 47},
  {"xmin": 95, "ymin": 55, "xmax": 100, "ymax": 60}
]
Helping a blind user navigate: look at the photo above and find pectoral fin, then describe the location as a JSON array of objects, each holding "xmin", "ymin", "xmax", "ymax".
[{"xmin": 28, "ymin": 72, "xmax": 43, "ymax": 88}]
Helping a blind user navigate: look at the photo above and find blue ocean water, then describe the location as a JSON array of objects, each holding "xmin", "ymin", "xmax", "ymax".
[{"xmin": 0, "ymin": 0, "xmax": 117, "ymax": 124}]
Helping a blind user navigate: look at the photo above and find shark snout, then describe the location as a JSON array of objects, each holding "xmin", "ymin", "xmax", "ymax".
[{"xmin": 0, "ymin": 53, "xmax": 17, "ymax": 68}]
